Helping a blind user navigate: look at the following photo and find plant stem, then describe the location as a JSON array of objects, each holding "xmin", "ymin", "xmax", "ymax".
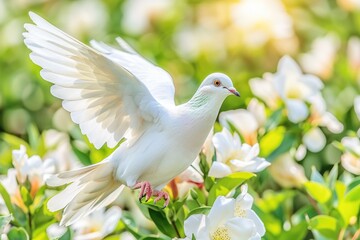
[{"xmin": 171, "ymin": 219, "xmax": 181, "ymax": 238}]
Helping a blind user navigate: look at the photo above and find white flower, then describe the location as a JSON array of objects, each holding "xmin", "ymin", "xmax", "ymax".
[
  {"xmin": 43, "ymin": 130, "xmax": 82, "ymax": 173},
  {"xmin": 340, "ymin": 137, "xmax": 360, "ymax": 175},
  {"xmin": 122, "ymin": 0, "xmax": 175, "ymax": 35},
  {"xmin": 0, "ymin": 169, "xmax": 25, "ymax": 211},
  {"xmin": 250, "ymin": 56, "xmax": 324, "ymax": 123},
  {"xmin": 300, "ymin": 34, "xmax": 340, "ymax": 79},
  {"xmin": 234, "ymin": 185, "xmax": 265, "ymax": 237},
  {"xmin": 231, "ymin": 0, "xmax": 293, "ymax": 47},
  {"xmin": 220, "ymin": 99, "xmax": 266, "ymax": 145},
  {"xmin": 302, "ymin": 127, "xmax": 326, "ymax": 153},
  {"xmin": 174, "ymin": 160, "xmax": 204, "ymax": 199},
  {"xmin": 249, "ymin": 73, "xmax": 280, "ymax": 109},
  {"xmin": 269, "ymin": 154, "xmax": 307, "ymax": 188},
  {"xmin": 72, "ymin": 206, "xmax": 122, "ymax": 240},
  {"xmin": 47, "ymin": 223, "xmax": 67, "ymax": 240},
  {"xmin": 309, "ymin": 94, "xmax": 343, "ymax": 134},
  {"xmin": 209, "ymin": 128, "xmax": 270, "ymax": 178},
  {"xmin": 183, "ymin": 194, "xmax": 265, "ymax": 240},
  {"xmin": 12, "ymin": 145, "xmax": 55, "ymax": 196}
]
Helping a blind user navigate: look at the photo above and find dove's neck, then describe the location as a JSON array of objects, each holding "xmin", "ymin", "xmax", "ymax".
[
  {"xmin": 186, "ymin": 90, "xmax": 226, "ymax": 113},
  {"xmin": 182, "ymin": 90, "xmax": 226, "ymax": 134}
]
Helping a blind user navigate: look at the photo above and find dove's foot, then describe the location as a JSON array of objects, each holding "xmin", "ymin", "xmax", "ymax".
[
  {"xmin": 133, "ymin": 181, "xmax": 153, "ymax": 202},
  {"xmin": 153, "ymin": 190, "xmax": 170, "ymax": 208}
]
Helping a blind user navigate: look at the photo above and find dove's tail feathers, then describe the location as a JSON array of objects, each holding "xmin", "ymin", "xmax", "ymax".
[{"xmin": 46, "ymin": 161, "xmax": 124, "ymax": 227}]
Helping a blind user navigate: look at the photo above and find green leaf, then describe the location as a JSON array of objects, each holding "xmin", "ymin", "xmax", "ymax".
[
  {"xmin": 20, "ymin": 186, "xmax": 32, "ymax": 207},
  {"xmin": 27, "ymin": 124, "xmax": 40, "ymax": 152},
  {"xmin": 347, "ymin": 176, "xmax": 360, "ymax": 192},
  {"xmin": 0, "ymin": 182, "xmax": 15, "ymax": 215},
  {"xmin": 139, "ymin": 236, "xmax": 171, "ymax": 240},
  {"xmin": 344, "ymin": 184, "xmax": 360, "ymax": 202},
  {"xmin": 71, "ymin": 143, "xmax": 92, "ymax": 166},
  {"xmin": 309, "ymin": 215, "xmax": 340, "ymax": 238},
  {"xmin": 266, "ymin": 131, "xmax": 297, "ymax": 162},
  {"xmin": 256, "ymin": 190, "xmax": 295, "ymax": 213},
  {"xmin": 278, "ymin": 222, "xmax": 308, "ymax": 240},
  {"xmin": 7, "ymin": 227, "xmax": 29, "ymax": 240},
  {"xmin": 199, "ymin": 152, "xmax": 209, "ymax": 176},
  {"xmin": 264, "ymin": 108, "xmax": 283, "ymax": 132},
  {"xmin": 0, "ymin": 133, "xmax": 31, "ymax": 151},
  {"xmin": 304, "ymin": 181, "xmax": 332, "ymax": 204},
  {"xmin": 327, "ymin": 164, "xmax": 338, "ymax": 189},
  {"xmin": 311, "ymin": 167, "xmax": 325, "ymax": 184},
  {"xmin": 121, "ymin": 214, "xmax": 142, "ymax": 239},
  {"xmin": 259, "ymin": 127, "xmax": 285, "ymax": 157},
  {"xmin": 148, "ymin": 208, "xmax": 177, "ymax": 238},
  {"xmin": 208, "ymin": 172, "xmax": 255, "ymax": 205},
  {"xmin": 187, "ymin": 206, "xmax": 211, "ymax": 218}
]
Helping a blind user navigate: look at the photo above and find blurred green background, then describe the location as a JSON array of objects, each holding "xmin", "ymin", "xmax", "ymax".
[{"xmin": 0, "ymin": 0, "xmax": 360, "ymax": 170}]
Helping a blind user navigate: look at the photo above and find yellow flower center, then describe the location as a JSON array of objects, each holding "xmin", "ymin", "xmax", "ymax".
[
  {"xmin": 286, "ymin": 87, "xmax": 302, "ymax": 99},
  {"xmin": 211, "ymin": 226, "xmax": 231, "ymax": 240},
  {"xmin": 235, "ymin": 203, "xmax": 246, "ymax": 217}
]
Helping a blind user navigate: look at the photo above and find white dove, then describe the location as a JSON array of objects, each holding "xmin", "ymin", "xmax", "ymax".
[{"xmin": 23, "ymin": 12, "xmax": 239, "ymax": 226}]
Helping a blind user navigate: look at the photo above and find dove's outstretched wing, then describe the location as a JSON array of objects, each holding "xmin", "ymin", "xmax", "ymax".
[
  {"xmin": 90, "ymin": 38, "xmax": 175, "ymax": 107},
  {"xmin": 23, "ymin": 12, "xmax": 175, "ymax": 149}
]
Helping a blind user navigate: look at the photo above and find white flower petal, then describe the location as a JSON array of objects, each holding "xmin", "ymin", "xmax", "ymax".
[
  {"xmin": 295, "ymin": 144, "xmax": 307, "ymax": 160},
  {"xmin": 184, "ymin": 214, "xmax": 207, "ymax": 239},
  {"xmin": 303, "ymin": 127, "xmax": 326, "ymax": 152},
  {"xmin": 208, "ymin": 162, "xmax": 232, "ymax": 178},
  {"xmin": 207, "ymin": 196, "xmax": 235, "ymax": 231},
  {"xmin": 341, "ymin": 153, "xmax": 360, "ymax": 175},
  {"xmin": 320, "ymin": 112, "xmax": 343, "ymax": 133},
  {"xmin": 278, "ymin": 55, "xmax": 302, "ymax": 75},
  {"xmin": 249, "ymin": 76, "xmax": 278, "ymax": 108},
  {"xmin": 301, "ymin": 74, "xmax": 324, "ymax": 92},
  {"xmin": 47, "ymin": 223, "xmax": 67, "ymax": 240},
  {"xmin": 102, "ymin": 206, "xmax": 122, "ymax": 235},
  {"xmin": 286, "ymin": 99, "xmax": 309, "ymax": 123},
  {"xmin": 342, "ymin": 137, "xmax": 360, "ymax": 155},
  {"xmin": 236, "ymin": 189, "xmax": 254, "ymax": 211},
  {"xmin": 269, "ymin": 154, "xmax": 307, "ymax": 188},
  {"xmin": 247, "ymin": 98, "xmax": 266, "ymax": 127},
  {"xmin": 219, "ymin": 110, "xmax": 259, "ymax": 137},
  {"xmin": 225, "ymin": 217, "xmax": 257, "ymax": 240},
  {"xmin": 213, "ymin": 129, "xmax": 233, "ymax": 163},
  {"xmin": 246, "ymin": 210, "xmax": 266, "ymax": 236}
]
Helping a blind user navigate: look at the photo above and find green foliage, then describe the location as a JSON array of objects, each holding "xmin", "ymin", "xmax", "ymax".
[
  {"xmin": 1, "ymin": 0, "xmax": 360, "ymax": 239},
  {"xmin": 208, "ymin": 172, "xmax": 255, "ymax": 205}
]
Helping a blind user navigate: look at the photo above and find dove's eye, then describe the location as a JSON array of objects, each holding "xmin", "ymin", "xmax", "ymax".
[{"xmin": 213, "ymin": 79, "xmax": 221, "ymax": 87}]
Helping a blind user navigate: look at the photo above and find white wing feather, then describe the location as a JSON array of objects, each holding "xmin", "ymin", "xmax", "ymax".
[
  {"xmin": 89, "ymin": 38, "xmax": 175, "ymax": 106},
  {"xmin": 24, "ymin": 12, "xmax": 171, "ymax": 149}
]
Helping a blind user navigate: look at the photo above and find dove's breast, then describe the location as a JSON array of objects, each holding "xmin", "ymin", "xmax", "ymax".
[{"xmin": 111, "ymin": 106, "xmax": 217, "ymax": 189}]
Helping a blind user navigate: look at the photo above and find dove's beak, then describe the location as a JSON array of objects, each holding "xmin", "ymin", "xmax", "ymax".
[{"xmin": 227, "ymin": 87, "xmax": 240, "ymax": 97}]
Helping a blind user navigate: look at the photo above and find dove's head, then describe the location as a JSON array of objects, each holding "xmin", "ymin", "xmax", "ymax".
[{"xmin": 199, "ymin": 73, "xmax": 240, "ymax": 98}]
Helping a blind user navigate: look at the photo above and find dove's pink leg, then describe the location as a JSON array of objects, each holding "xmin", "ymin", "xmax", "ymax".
[
  {"xmin": 133, "ymin": 181, "xmax": 152, "ymax": 202},
  {"xmin": 153, "ymin": 190, "xmax": 170, "ymax": 208}
]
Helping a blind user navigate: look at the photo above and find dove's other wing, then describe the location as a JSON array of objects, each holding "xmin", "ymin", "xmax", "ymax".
[
  {"xmin": 23, "ymin": 12, "xmax": 170, "ymax": 149},
  {"xmin": 90, "ymin": 38, "xmax": 175, "ymax": 107}
]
